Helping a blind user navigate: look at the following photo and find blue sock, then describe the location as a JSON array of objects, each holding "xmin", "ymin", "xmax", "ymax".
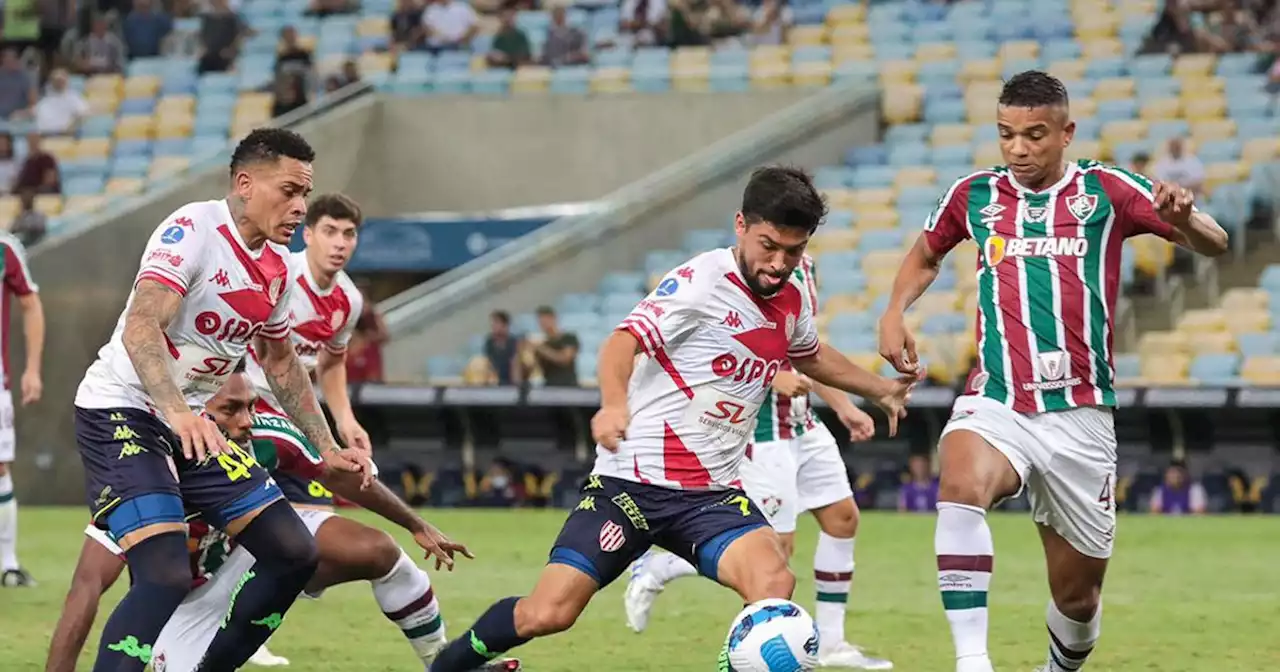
[
  {"xmin": 429, "ymin": 597, "xmax": 530, "ymax": 672},
  {"xmin": 195, "ymin": 500, "xmax": 318, "ymax": 672},
  {"xmin": 92, "ymin": 532, "xmax": 191, "ymax": 672}
]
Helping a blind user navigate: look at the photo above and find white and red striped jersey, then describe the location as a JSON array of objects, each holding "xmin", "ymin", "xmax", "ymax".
[
  {"xmin": 246, "ymin": 251, "xmax": 362, "ymax": 415},
  {"xmin": 593, "ymin": 247, "xmax": 820, "ymax": 490},
  {"xmin": 75, "ymin": 200, "xmax": 293, "ymax": 415},
  {"xmin": 0, "ymin": 233, "xmax": 37, "ymax": 391}
]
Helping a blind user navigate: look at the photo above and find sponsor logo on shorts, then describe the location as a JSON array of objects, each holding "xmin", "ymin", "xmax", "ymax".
[
  {"xmin": 599, "ymin": 520, "xmax": 626, "ymax": 552},
  {"xmin": 949, "ymin": 408, "xmax": 976, "ymax": 422},
  {"xmin": 610, "ymin": 493, "xmax": 649, "ymax": 531}
]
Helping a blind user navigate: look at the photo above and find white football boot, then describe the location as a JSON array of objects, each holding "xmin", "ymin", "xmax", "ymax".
[
  {"xmin": 247, "ymin": 644, "xmax": 290, "ymax": 666},
  {"xmin": 955, "ymin": 654, "xmax": 996, "ymax": 672},
  {"xmin": 817, "ymin": 641, "xmax": 894, "ymax": 669},
  {"xmin": 623, "ymin": 550, "xmax": 664, "ymax": 633}
]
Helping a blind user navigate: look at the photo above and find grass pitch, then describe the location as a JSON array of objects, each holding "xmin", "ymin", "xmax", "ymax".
[{"xmin": 4, "ymin": 508, "xmax": 1279, "ymax": 671}]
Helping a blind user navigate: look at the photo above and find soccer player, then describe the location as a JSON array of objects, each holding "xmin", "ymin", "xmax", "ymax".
[
  {"xmin": 0, "ymin": 230, "xmax": 43, "ymax": 587},
  {"xmin": 877, "ymin": 71, "xmax": 1228, "ymax": 672},
  {"xmin": 46, "ymin": 363, "xmax": 483, "ymax": 672},
  {"xmin": 623, "ymin": 255, "xmax": 892, "ymax": 669},
  {"xmin": 427, "ymin": 165, "xmax": 918, "ymax": 672},
  {"xmin": 72, "ymin": 128, "xmax": 370, "ymax": 672}
]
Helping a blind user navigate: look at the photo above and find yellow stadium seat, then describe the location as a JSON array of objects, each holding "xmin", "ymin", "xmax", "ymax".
[
  {"xmin": 0, "ymin": 196, "xmax": 18, "ymax": 220},
  {"xmin": 1066, "ymin": 139, "xmax": 1106, "ymax": 162},
  {"xmin": 825, "ymin": 3, "xmax": 865, "ymax": 24},
  {"xmin": 1242, "ymin": 356, "xmax": 1280, "ymax": 385},
  {"xmin": 511, "ymin": 66, "xmax": 552, "ymax": 93},
  {"xmin": 750, "ymin": 45, "xmax": 789, "ymax": 66},
  {"xmin": 1075, "ymin": 14, "xmax": 1118, "ymax": 40},
  {"xmin": 1142, "ymin": 354, "xmax": 1191, "ymax": 385},
  {"xmin": 233, "ymin": 106, "xmax": 271, "ymax": 127},
  {"xmin": 792, "ymin": 61, "xmax": 831, "ymax": 88},
  {"xmin": 913, "ymin": 290, "xmax": 961, "ymax": 315},
  {"xmin": 965, "ymin": 79, "xmax": 1003, "ymax": 101},
  {"xmin": 149, "ymin": 156, "xmax": 190, "ymax": 180},
  {"xmin": 123, "ymin": 75, "xmax": 160, "ymax": 99},
  {"xmin": 965, "ymin": 101, "xmax": 993, "ymax": 125},
  {"xmin": 1189, "ymin": 119, "xmax": 1236, "ymax": 142},
  {"xmin": 1225, "ymin": 309, "xmax": 1270, "ymax": 334},
  {"xmin": 787, "ymin": 25, "xmax": 826, "ymax": 46},
  {"xmin": 63, "ymin": 195, "xmax": 107, "ymax": 214},
  {"xmin": 155, "ymin": 95, "xmax": 195, "ymax": 116},
  {"xmin": 1047, "ymin": 59, "xmax": 1088, "ymax": 81},
  {"xmin": 41, "ymin": 136, "xmax": 76, "ymax": 161},
  {"xmin": 881, "ymin": 85, "xmax": 922, "ymax": 125},
  {"xmin": 1139, "ymin": 97, "xmax": 1181, "ymax": 120},
  {"xmin": 1203, "ymin": 162, "xmax": 1248, "ymax": 194},
  {"xmin": 1187, "ymin": 331, "xmax": 1236, "ymax": 355},
  {"xmin": 236, "ymin": 91, "xmax": 273, "ymax": 111},
  {"xmin": 862, "ymin": 249, "xmax": 902, "ymax": 274},
  {"xmin": 1173, "ymin": 53, "xmax": 1216, "ymax": 78},
  {"xmin": 155, "ymin": 118, "xmax": 194, "ymax": 140},
  {"xmin": 1080, "ymin": 38, "xmax": 1124, "ymax": 60},
  {"xmin": 857, "ymin": 210, "xmax": 899, "ymax": 230},
  {"xmin": 672, "ymin": 67, "xmax": 710, "ymax": 91},
  {"xmin": 1177, "ymin": 308, "xmax": 1226, "ymax": 333},
  {"xmin": 831, "ymin": 43, "xmax": 873, "ymax": 62},
  {"xmin": 75, "ymin": 138, "xmax": 111, "ymax": 160},
  {"xmin": 893, "ymin": 166, "xmax": 936, "ymax": 188},
  {"xmin": 112, "ymin": 115, "xmax": 154, "ymax": 141},
  {"xmin": 809, "ymin": 229, "xmax": 860, "ymax": 254},
  {"xmin": 1242, "ymin": 137, "xmax": 1280, "ymax": 164},
  {"xmin": 1182, "ymin": 96, "xmax": 1226, "ymax": 122},
  {"xmin": 356, "ymin": 16, "xmax": 389, "ymax": 37},
  {"xmin": 878, "ymin": 59, "xmax": 917, "ymax": 84},
  {"xmin": 105, "ymin": 177, "xmax": 144, "ymax": 195},
  {"xmin": 87, "ymin": 93, "xmax": 120, "ymax": 115},
  {"xmin": 1130, "ymin": 236, "xmax": 1174, "ymax": 275},
  {"xmin": 84, "ymin": 74, "xmax": 123, "ymax": 95},
  {"xmin": 1220, "ymin": 288, "xmax": 1268, "ymax": 313},
  {"xmin": 357, "ymin": 51, "xmax": 393, "ymax": 74},
  {"xmin": 1139, "ymin": 330, "xmax": 1189, "ymax": 356},
  {"xmin": 672, "ymin": 46, "xmax": 711, "ymax": 67},
  {"xmin": 973, "ymin": 143, "xmax": 1003, "ymax": 167},
  {"xmin": 1072, "ymin": 96, "xmax": 1098, "ymax": 119},
  {"xmin": 821, "ymin": 188, "xmax": 854, "ymax": 210},
  {"xmin": 1092, "ymin": 77, "xmax": 1135, "ymax": 100},
  {"xmin": 33, "ymin": 195, "xmax": 62, "ymax": 216},
  {"xmin": 930, "ymin": 123, "xmax": 973, "ymax": 147},
  {"xmin": 916, "ymin": 42, "xmax": 956, "ymax": 62},
  {"xmin": 850, "ymin": 188, "xmax": 895, "ymax": 209},
  {"xmin": 958, "ymin": 58, "xmax": 1001, "ymax": 84},
  {"xmin": 829, "ymin": 23, "xmax": 870, "ymax": 45},
  {"xmin": 1177, "ymin": 75, "xmax": 1225, "ymax": 97},
  {"xmin": 1101, "ymin": 119, "xmax": 1147, "ymax": 144},
  {"xmin": 749, "ymin": 62, "xmax": 791, "ymax": 89},
  {"xmin": 590, "ymin": 67, "xmax": 630, "ymax": 93},
  {"xmin": 998, "ymin": 41, "xmax": 1038, "ymax": 62}
]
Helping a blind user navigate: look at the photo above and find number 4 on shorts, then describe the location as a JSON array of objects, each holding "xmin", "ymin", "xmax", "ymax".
[{"xmin": 1097, "ymin": 475, "xmax": 1114, "ymax": 512}]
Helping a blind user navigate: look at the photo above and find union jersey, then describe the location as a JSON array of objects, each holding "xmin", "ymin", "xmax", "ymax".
[
  {"xmin": 754, "ymin": 254, "xmax": 820, "ymax": 444},
  {"xmin": 244, "ymin": 250, "xmax": 362, "ymax": 414},
  {"xmin": 75, "ymin": 200, "xmax": 293, "ymax": 415},
  {"xmin": 923, "ymin": 160, "xmax": 1178, "ymax": 414},
  {"xmin": 594, "ymin": 248, "xmax": 820, "ymax": 490},
  {"xmin": 0, "ymin": 233, "xmax": 37, "ymax": 391}
]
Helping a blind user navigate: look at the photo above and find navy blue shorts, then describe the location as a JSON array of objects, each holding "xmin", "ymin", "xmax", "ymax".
[
  {"xmin": 76, "ymin": 406, "xmax": 282, "ymax": 540},
  {"xmin": 548, "ymin": 474, "xmax": 769, "ymax": 588}
]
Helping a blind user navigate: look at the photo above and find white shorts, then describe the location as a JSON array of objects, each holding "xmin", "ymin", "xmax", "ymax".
[
  {"xmin": 152, "ymin": 507, "xmax": 337, "ymax": 672},
  {"xmin": 739, "ymin": 423, "xmax": 854, "ymax": 534},
  {"xmin": 940, "ymin": 395, "xmax": 1118, "ymax": 559},
  {"xmin": 0, "ymin": 390, "xmax": 14, "ymax": 463}
]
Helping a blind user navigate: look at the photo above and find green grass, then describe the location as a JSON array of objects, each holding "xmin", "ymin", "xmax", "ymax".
[{"xmin": 5, "ymin": 508, "xmax": 1280, "ymax": 671}]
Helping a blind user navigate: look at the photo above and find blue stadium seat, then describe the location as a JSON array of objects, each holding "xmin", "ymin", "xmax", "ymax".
[
  {"xmin": 1216, "ymin": 52, "xmax": 1260, "ymax": 76},
  {"xmin": 813, "ymin": 166, "xmax": 853, "ymax": 189},
  {"xmin": 79, "ymin": 115, "xmax": 116, "ymax": 138},
  {"xmin": 874, "ymin": 42, "xmax": 914, "ymax": 61},
  {"xmin": 471, "ymin": 70, "xmax": 512, "ymax": 95},
  {"xmin": 1189, "ymin": 353, "xmax": 1241, "ymax": 384},
  {"xmin": 888, "ymin": 142, "xmax": 930, "ymax": 166},
  {"xmin": 1111, "ymin": 141, "xmax": 1153, "ymax": 166},
  {"xmin": 709, "ymin": 65, "xmax": 749, "ymax": 92},
  {"xmin": 557, "ymin": 293, "xmax": 601, "ymax": 315},
  {"xmin": 931, "ymin": 145, "xmax": 972, "ymax": 166},
  {"xmin": 1087, "ymin": 58, "xmax": 1129, "ymax": 79},
  {"xmin": 600, "ymin": 292, "xmax": 644, "ymax": 314},
  {"xmin": 1238, "ymin": 332, "xmax": 1280, "ymax": 357},
  {"xmin": 913, "ymin": 22, "xmax": 953, "ymax": 42},
  {"xmin": 684, "ymin": 229, "xmax": 731, "ymax": 252},
  {"xmin": 427, "ymin": 355, "xmax": 465, "ymax": 380},
  {"xmin": 631, "ymin": 67, "xmax": 670, "ymax": 93},
  {"xmin": 1148, "ymin": 119, "xmax": 1190, "ymax": 142},
  {"xmin": 119, "ymin": 98, "xmax": 156, "ymax": 115},
  {"xmin": 1198, "ymin": 139, "xmax": 1241, "ymax": 163},
  {"xmin": 432, "ymin": 71, "xmax": 470, "ymax": 95},
  {"xmin": 920, "ymin": 312, "xmax": 965, "ymax": 335},
  {"xmin": 850, "ymin": 166, "xmax": 897, "ymax": 188},
  {"xmin": 833, "ymin": 60, "xmax": 877, "ymax": 81},
  {"xmin": 954, "ymin": 41, "xmax": 997, "ymax": 59},
  {"xmin": 1113, "ymin": 353, "xmax": 1141, "ymax": 379},
  {"xmin": 815, "ymin": 250, "xmax": 860, "ymax": 272},
  {"xmin": 884, "ymin": 123, "xmax": 929, "ymax": 145},
  {"xmin": 1259, "ymin": 265, "xmax": 1280, "ymax": 294},
  {"xmin": 827, "ymin": 312, "xmax": 876, "ymax": 336},
  {"xmin": 923, "ymin": 99, "xmax": 967, "ymax": 124},
  {"xmin": 1130, "ymin": 54, "xmax": 1172, "ymax": 77},
  {"xmin": 599, "ymin": 272, "xmax": 647, "ymax": 294},
  {"xmin": 594, "ymin": 49, "xmax": 631, "ymax": 68},
  {"xmin": 898, "ymin": 185, "xmax": 939, "ymax": 207},
  {"xmin": 1042, "ymin": 39, "xmax": 1081, "ymax": 62},
  {"xmin": 860, "ymin": 229, "xmax": 906, "ymax": 251},
  {"xmin": 816, "ymin": 269, "xmax": 866, "ymax": 298},
  {"xmin": 826, "ymin": 209, "xmax": 855, "ymax": 229},
  {"xmin": 111, "ymin": 155, "xmax": 151, "ymax": 178},
  {"xmin": 1135, "ymin": 77, "xmax": 1180, "ymax": 99},
  {"xmin": 845, "ymin": 144, "xmax": 888, "ymax": 167},
  {"xmin": 643, "ymin": 250, "xmax": 688, "ymax": 276},
  {"xmin": 829, "ymin": 331, "xmax": 880, "ymax": 354},
  {"xmin": 1096, "ymin": 99, "xmax": 1138, "ymax": 120},
  {"xmin": 113, "ymin": 140, "xmax": 151, "ymax": 157}
]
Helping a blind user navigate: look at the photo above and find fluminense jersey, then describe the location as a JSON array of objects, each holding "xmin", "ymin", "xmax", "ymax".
[
  {"xmin": 75, "ymin": 200, "xmax": 293, "ymax": 415},
  {"xmin": 85, "ymin": 518, "xmax": 233, "ymax": 590},
  {"xmin": 245, "ymin": 250, "xmax": 362, "ymax": 414},
  {"xmin": 0, "ymin": 232, "xmax": 37, "ymax": 391},
  {"xmin": 596, "ymin": 247, "xmax": 820, "ymax": 490},
  {"xmin": 754, "ymin": 254, "xmax": 820, "ymax": 444},
  {"xmin": 924, "ymin": 160, "xmax": 1178, "ymax": 414}
]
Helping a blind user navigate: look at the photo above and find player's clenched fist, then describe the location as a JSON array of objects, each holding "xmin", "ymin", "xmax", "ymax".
[
  {"xmin": 1151, "ymin": 180, "xmax": 1195, "ymax": 226},
  {"xmin": 878, "ymin": 312, "xmax": 919, "ymax": 375},
  {"xmin": 770, "ymin": 370, "xmax": 812, "ymax": 398},
  {"xmin": 324, "ymin": 448, "xmax": 375, "ymax": 489},
  {"xmin": 592, "ymin": 404, "xmax": 630, "ymax": 452}
]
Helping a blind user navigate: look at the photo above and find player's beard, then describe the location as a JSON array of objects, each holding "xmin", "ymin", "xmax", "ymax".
[{"xmin": 735, "ymin": 250, "xmax": 785, "ymax": 298}]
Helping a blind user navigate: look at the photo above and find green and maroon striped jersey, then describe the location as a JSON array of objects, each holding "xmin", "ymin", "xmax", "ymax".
[
  {"xmin": 922, "ymin": 159, "xmax": 1179, "ymax": 414},
  {"xmin": 754, "ymin": 255, "xmax": 821, "ymax": 443}
]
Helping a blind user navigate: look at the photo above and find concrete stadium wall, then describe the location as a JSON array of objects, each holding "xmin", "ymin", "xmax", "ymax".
[
  {"xmin": 382, "ymin": 87, "xmax": 882, "ymax": 371},
  {"xmin": 347, "ymin": 92, "xmax": 811, "ymax": 212}
]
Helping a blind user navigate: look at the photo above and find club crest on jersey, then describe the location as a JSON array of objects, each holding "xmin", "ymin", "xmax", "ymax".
[
  {"xmin": 1066, "ymin": 193, "xmax": 1098, "ymax": 222},
  {"xmin": 268, "ymin": 276, "xmax": 284, "ymax": 305},
  {"xmin": 785, "ymin": 314, "xmax": 796, "ymax": 340},
  {"xmin": 330, "ymin": 310, "xmax": 345, "ymax": 331},
  {"xmin": 598, "ymin": 520, "xmax": 625, "ymax": 552}
]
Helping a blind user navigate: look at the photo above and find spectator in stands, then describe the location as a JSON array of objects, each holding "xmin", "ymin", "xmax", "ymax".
[
  {"xmin": 72, "ymin": 15, "xmax": 126, "ymax": 75},
  {"xmin": 750, "ymin": 0, "xmax": 792, "ymax": 46},
  {"xmin": 898, "ymin": 454, "xmax": 939, "ymax": 513},
  {"xmin": 1150, "ymin": 461, "xmax": 1208, "ymax": 515},
  {"xmin": 122, "ymin": 0, "xmax": 173, "ymax": 59},
  {"xmin": 542, "ymin": 6, "xmax": 589, "ymax": 67},
  {"xmin": 530, "ymin": 305, "xmax": 579, "ymax": 387},
  {"xmin": 0, "ymin": 133, "xmax": 17, "ymax": 195},
  {"xmin": 37, "ymin": 0, "xmax": 77, "ymax": 69},
  {"xmin": 13, "ymin": 132, "xmax": 60, "ymax": 195},
  {"xmin": 1203, "ymin": 3, "xmax": 1260, "ymax": 52},
  {"xmin": 347, "ymin": 280, "xmax": 388, "ymax": 383},
  {"xmin": 667, "ymin": 0, "xmax": 711, "ymax": 46},
  {"xmin": 197, "ymin": 0, "xmax": 250, "ymax": 74},
  {"xmin": 486, "ymin": 8, "xmax": 532, "ymax": 69},
  {"xmin": 1131, "ymin": 151, "xmax": 1152, "ymax": 177},
  {"xmin": 703, "ymin": 0, "xmax": 750, "ymax": 46},
  {"xmin": 0, "ymin": 49, "xmax": 36, "ymax": 121},
  {"xmin": 275, "ymin": 25, "xmax": 314, "ymax": 77},
  {"xmin": 1142, "ymin": 0, "xmax": 1205, "ymax": 55},
  {"xmin": 391, "ymin": 0, "xmax": 426, "ymax": 52},
  {"xmin": 32, "ymin": 67, "xmax": 88, "ymax": 136},
  {"xmin": 306, "ymin": 0, "xmax": 360, "ymax": 18},
  {"xmin": 483, "ymin": 310, "xmax": 521, "ymax": 386},
  {"xmin": 1153, "ymin": 137, "xmax": 1206, "ymax": 196},
  {"xmin": 270, "ymin": 72, "xmax": 308, "ymax": 118},
  {"xmin": 422, "ymin": 0, "xmax": 478, "ymax": 53},
  {"xmin": 325, "ymin": 59, "xmax": 361, "ymax": 92},
  {"xmin": 475, "ymin": 458, "xmax": 519, "ymax": 507},
  {"xmin": 619, "ymin": 0, "xmax": 667, "ymax": 46},
  {"xmin": 11, "ymin": 189, "xmax": 46, "ymax": 247}
]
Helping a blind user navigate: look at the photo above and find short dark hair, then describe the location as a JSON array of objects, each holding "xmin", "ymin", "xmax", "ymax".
[
  {"xmin": 230, "ymin": 128, "xmax": 315, "ymax": 176},
  {"xmin": 306, "ymin": 193, "xmax": 363, "ymax": 228},
  {"xmin": 999, "ymin": 71, "xmax": 1070, "ymax": 110},
  {"xmin": 740, "ymin": 165, "xmax": 827, "ymax": 234},
  {"xmin": 491, "ymin": 310, "xmax": 510, "ymax": 325},
  {"xmin": 535, "ymin": 305, "xmax": 555, "ymax": 317},
  {"xmin": 233, "ymin": 358, "xmax": 247, "ymax": 374}
]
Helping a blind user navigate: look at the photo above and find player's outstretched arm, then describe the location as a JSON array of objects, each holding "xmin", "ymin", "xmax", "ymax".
[
  {"xmin": 316, "ymin": 348, "xmax": 369, "ymax": 452},
  {"xmin": 879, "ymin": 236, "xmax": 944, "ymax": 374},
  {"xmin": 122, "ymin": 280, "xmax": 192, "ymax": 419},
  {"xmin": 44, "ymin": 538, "xmax": 126, "ymax": 672},
  {"xmin": 16, "ymin": 291, "xmax": 43, "ymax": 405}
]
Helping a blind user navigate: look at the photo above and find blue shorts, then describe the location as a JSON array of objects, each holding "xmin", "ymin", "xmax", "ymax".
[
  {"xmin": 76, "ymin": 406, "xmax": 282, "ymax": 540},
  {"xmin": 548, "ymin": 475, "xmax": 769, "ymax": 588}
]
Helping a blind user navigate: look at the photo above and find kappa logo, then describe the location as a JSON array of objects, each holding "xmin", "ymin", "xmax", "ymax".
[
  {"xmin": 1065, "ymin": 193, "xmax": 1098, "ymax": 222},
  {"xmin": 174, "ymin": 217, "xmax": 195, "ymax": 229},
  {"xmin": 209, "ymin": 270, "xmax": 230, "ymax": 287},
  {"xmin": 676, "ymin": 266, "xmax": 694, "ymax": 282},
  {"xmin": 598, "ymin": 520, "xmax": 626, "ymax": 552},
  {"xmin": 722, "ymin": 312, "xmax": 743, "ymax": 329}
]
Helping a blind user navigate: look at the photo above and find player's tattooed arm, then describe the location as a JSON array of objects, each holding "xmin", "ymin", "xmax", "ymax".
[
  {"xmin": 121, "ymin": 280, "xmax": 190, "ymax": 417},
  {"xmin": 258, "ymin": 337, "xmax": 341, "ymax": 453}
]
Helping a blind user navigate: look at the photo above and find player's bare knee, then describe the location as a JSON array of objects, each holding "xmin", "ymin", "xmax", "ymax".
[
  {"xmin": 816, "ymin": 499, "xmax": 858, "ymax": 538},
  {"xmin": 515, "ymin": 594, "xmax": 583, "ymax": 636},
  {"xmin": 1055, "ymin": 587, "xmax": 1101, "ymax": 623}
]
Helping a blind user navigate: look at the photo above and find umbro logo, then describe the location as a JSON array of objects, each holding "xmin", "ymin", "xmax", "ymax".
[{"xmin": 979, "ymin": 204, "xmax": 1005, "ymax": 225}]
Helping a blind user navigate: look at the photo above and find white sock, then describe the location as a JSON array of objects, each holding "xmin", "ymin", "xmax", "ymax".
[
  {"xmin": 936, "ymin": 501, "xmax": 994, "ymax": 662},
  {"xmin": 813, "ymin": 532, "xmax": 855, "ymax": 649},
  {"xmin": 646, "ymin": 551, "xmax": 699, "ymax": 587},
  {"xmin": 1045, "ymin": 599, "xmax": 1101, "ymax": 671},
  {"xmin": 0, "ymin": 473, "xmax": 17, "ymax": 571},
  {"xmin": 373, "ymin": 550, "xmax": 445, "ymax": 662}
]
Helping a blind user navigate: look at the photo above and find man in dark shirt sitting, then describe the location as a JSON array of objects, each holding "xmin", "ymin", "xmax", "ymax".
[{"xmin": 531, "ymin": 305, "xmax": 578, "ymax": 387}]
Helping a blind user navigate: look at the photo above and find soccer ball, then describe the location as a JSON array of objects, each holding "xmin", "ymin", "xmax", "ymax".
[{"xmin": 719, "ymin": 598, "xmax": 819, "ymax": 672}]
